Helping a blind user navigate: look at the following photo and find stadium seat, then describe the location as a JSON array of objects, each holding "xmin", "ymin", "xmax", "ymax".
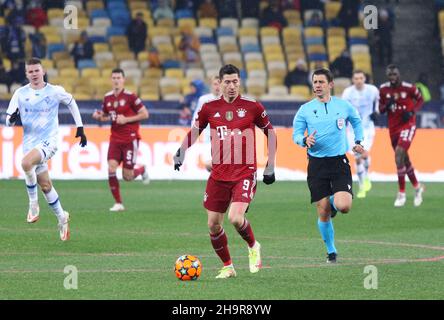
[
  {"xmin": 260, "ymin": 27, "xmax": 279, "ymax": 38},
  {"xmin": 47, "ymin": 43, "xmax": 66, "ymax": 59},
  {"xmin": 56, "ymin": 59, "xmax": 75, "ymax": 69},
  {"xmin": 77, "ymin": 59, "xmax": 97, "ymax": 70},
  {"xmin": 81, "ymin": 68, "xmax": 101, "ymax": 78},
  {"xmin": 241, "ymin": 18, "xmax": 259, "ymax": 28},
  {"xmin": 199, "ymin": 17, "xmax": 217, "ymax": 29},
  {"xmin": 90, "ymin": 9, "xmax": 109, "ymax": 20},
  {"xmin": 303, "ymin": 10, "xmax": 323, "ymax": 24},
  {"xmin": 185, "ymin": 68, "xmax": 205, "ymax": 80},
  {"xmin": 175, "ymin": 9, "xmax": 193, "ymax": 19},
  {"xmin": 60, "ymin": 68, "xmax": 79, "ymax": 78},
  {"xmin": 220, "ymin": 18, "xmax": 239, "ymax": 35},
  {"xmin": 283, "ymin": 9, "xmax": 302, "ymax": 26},
  {"xmin": 119, "ymin": 59, "xmax": 139, "ymax": 70},
  {"xmin": 165, "ymin": 68, "xmax": 185, "ymax": 79},
  {"xmin": 268, "ymin": 85, "xmax": 288, "ymax": 95},
  {"xmin": 144, "ymin": 68, "xmax": 163, "ymax": 79},
  {"xmin": 216, "ymin": 27, "xmax": 235, "ymax": 37},
  {"xmin": 325, "ymin": 1, "xmax": 342, "ymax": 21},
  {"xmin": 290, "ymin": 85, "xmax": 311, "ymax": 100}
]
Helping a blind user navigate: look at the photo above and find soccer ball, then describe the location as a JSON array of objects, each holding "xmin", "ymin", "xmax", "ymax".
[{"xmin": 174, "ymin": 255, "xmax": 202, "ymax": 281}]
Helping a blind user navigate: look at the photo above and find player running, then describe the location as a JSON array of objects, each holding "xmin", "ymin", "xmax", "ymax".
[
  {"xmin": 5, "ymin": 57, "xmax": 87, "ymax": 241},
  {"xmin": 174, "ymin": 64, "xmax": 277, "ymax": 278},
  {"xmin": 379, "ymin": 64, "xmax": 425, "ymax": 207},
  {"xmin": 293, "ymin": 68, "xmax": 364, "ymax": 263},
  {"xmin": 342, "ymin": 70, "xmax": 379, "ymax": 198},
  {"xmin": 92, "ymin": 68, "xmax": 150, "ymax": 212}
]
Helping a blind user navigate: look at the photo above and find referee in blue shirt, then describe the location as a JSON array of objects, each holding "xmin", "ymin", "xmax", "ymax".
[{"xmin": 293, "ymin": 69, "xmax": 364, "ymax": 263}]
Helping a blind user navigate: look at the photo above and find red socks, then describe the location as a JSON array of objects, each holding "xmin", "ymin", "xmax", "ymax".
[
  {"xmin": 210, "ymin": 229, "xmax": 232, "ymax": 266},
  {"xmin": 133, "ymin": 166, "xmax": 145, "ymax": 178},
  {"xmin": 397, "ymin": 166, "xmax": 406, "ymax": 192},
  {"xmin": 236, "ymin": 219, "xmax": 256, "ymax": 248},
  {"xmin": 108, "ymin": 173, "xmax": 122, "ymax": 204}
]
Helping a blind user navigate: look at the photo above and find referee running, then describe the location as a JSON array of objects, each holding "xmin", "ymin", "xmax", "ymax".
[{"xmin": 292, "ymin": 68, "xmax": 364, "ymax": 263}]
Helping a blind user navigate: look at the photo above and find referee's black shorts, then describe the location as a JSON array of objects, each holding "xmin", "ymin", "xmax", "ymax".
[{"xmin": 307, "ymin": 154, "xmax": 353, "ymax": 203}]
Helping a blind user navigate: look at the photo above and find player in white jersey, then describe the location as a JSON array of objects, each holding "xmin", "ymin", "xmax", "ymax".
[
  {"xmin": 5, "ymin": 58, "xmax": 87, "ymax": 241},
  {"xmin": 342, "ymin": 70, "xmax": 379, "ymax": 198},
  {"xmin": 191, "ymin": 75, "xmax": 221, "ymax": 172}
]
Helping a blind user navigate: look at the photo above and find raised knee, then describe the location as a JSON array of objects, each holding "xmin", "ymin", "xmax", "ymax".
[
  {"xmin": 40, "ymin": 181, "xmax": 52, "ymax": 193},
  {"xmin": 21, "ymin": 159, "xmax": 33, "ymax": 172},
  {"xmin": 338, "ymin": 204, "xmax": 351, "ymax": 213},
  {"xmin": 123, "ymin": 175, "xmax": 132, "ymax": 181}
]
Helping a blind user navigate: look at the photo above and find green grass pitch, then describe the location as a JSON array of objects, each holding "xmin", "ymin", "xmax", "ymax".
[{"xmin": 0, "ymin": 180, "xmax": 443, "ymax": 300}]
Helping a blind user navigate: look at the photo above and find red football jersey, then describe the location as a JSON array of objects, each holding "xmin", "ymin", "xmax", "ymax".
[
  {"xmin": 194, "ymin": 95, "xmax": 272, "ymax": 182},
  {"xmin": 379, "ymin": 81, "xmax": 423, "ymax": 133},
  {"xmin": 102, "ymin": 89, "xmax": 145, "ymax": 143}
]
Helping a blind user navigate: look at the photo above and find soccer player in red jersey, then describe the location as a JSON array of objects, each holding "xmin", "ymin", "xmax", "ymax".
[
  {"xmin": 379, "ymin": 65, "xmax": 425, "ymax": 207},
  {"xmin": 174, "ymin": 64, "xmax": 277, "ymax": 278},
  {"xmin": 92, "ymin": 68, "xmax": 150, "ymax": 212}
]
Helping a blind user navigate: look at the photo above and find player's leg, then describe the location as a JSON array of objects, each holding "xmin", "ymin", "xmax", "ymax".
[
  {"xmin": 361, "ymin": 127, "xmax": 375, "ymax": 194},
  {"xmin": 394, "ymin": 146, "xmax": 408, "ymax": 207},
  {"xmin": 405, "ymin": 151, "xmax": 425, "ymax": 207},
  {"xmin": 316, "ymin": 198, "xmax": 337, "ymax": 263},
  {"xmin": 229, "ymin": 174, "xmax": 261, "ymax": 273},
  {"xmin": 121, "ymin": 140, "xmax": 149, "ymax": 184},
  {"xmin": 21, "ymin": 149, "xmax": 42, "ymax": 222},
  {"xmin": 204, "ymin": 178, "xmax": 235, "ymax": 278},
  {"xmin": 107, "ymin": 141, "xmax": 124, "ymax": 211},
  {"xmin": 355, "ymin": 155, "xmax": 366, "ymax": 198},
  {"xmin": 36, "ymin": 168, "xmax": 70, "ymax": 241}
]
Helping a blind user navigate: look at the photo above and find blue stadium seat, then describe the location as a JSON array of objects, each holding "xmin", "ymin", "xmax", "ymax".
[
  {"xmin": 89, "ymin": 35, "xmax": 107, "ymax": 43},
  {"xmin": 349, "ymin": 38, "xmax": 368, "ymax": 45},
  {"xmin": 216, "ymin": 27, "xmax": 234, "ymax": 37},
  {"xmin": 90, "ymin": 9, "xmax": 109, "ymax": 20},
  {"xmin": 162, "ymin": 60, "xmax": 181, "ymax": 69},
  {"xmin": 110, "ymin": 11, "xmax": 131, "ymax": 27},
  {"xmin": 107, "ymin": 2, "xmax": 127, "ymax": 11},
  {"xmin": 107, "ymin": 26, "xmax": 126, "ymax": 38},
  {"xmin": 175, "ymin": 9, "xmax": 193, "ymax": 19},
  {"xmin": 241, "ymin": 43, "xmax": 261, "ymax": 53},
  {"xmin": 47, "ymin": 43, "xmax": 66, "ymax": 59},
  {"xmin": 77, "ymin": 59, "xmax": 97, "ymax": 70},
  {"xmin": 199, "ymin": 36, "xmax": 216, "ymax": 44},
  {"xmin": 304, "ymin": 37, "xmax": 323, "ymax": 45},
  {"xmin": 308, "ymin": 53, "xmax": 327, "ymax": 61}
]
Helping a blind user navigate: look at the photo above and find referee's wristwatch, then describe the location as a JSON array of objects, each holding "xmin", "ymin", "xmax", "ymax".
[
  {"xmin": 355, "ymin": 140, "xmax": 363, "ymax": 148},
  {"xmin": 302, "ymin": 136, "xmax": 308, "ymax": 147}
]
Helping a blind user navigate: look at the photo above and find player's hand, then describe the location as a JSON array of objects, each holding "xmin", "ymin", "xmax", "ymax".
[
  {"xmin": 386, "ymin": 98, "xmax": 396, "ymax": 113},
  {"xmin": 352, "ymin": 142, "xmax": 364, "ymax": 154},
  {"xmin": 6, "ymin": 109, "xmax": 20, "ymax": 126},
  {"xmin": 304, "ymin": 130, "xmax": 317, "ymax": 148},
  {"xmin": 369, "ymin": 112, "xmax": 378, "ymax": 122},
  {"xmin": 92, "ymin": 109, "xmax": 103, "ymax": 120},
  {"xmin": 401, "ymin": 111, "xmax": 414, "ymax": 123},
  {"xmin": 263, "ymin": 163, "xmax": 275, "ymax": 185},
  {"xmin": 75, "ymin": 126, "xmax": 87, "ymax": 147},
  {"xmin": 173, "ymin": 148, "xmax": 185, "ymax": 171},
  {"xmin": 116, "ymin": 114, "xmax": 127, "ymax": 125}
]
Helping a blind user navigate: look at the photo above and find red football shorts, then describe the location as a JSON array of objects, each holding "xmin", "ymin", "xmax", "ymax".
[
  {"xmin": 390, "ymin": 126, "xmax": 416, "ymax": 151},
  {"xmin": 107, "ymin": 139, "xmax": 139, "ymax": 169},
  {"xmin": 203, "ymin": 174, "xmax": 257, "ymax": 213}
]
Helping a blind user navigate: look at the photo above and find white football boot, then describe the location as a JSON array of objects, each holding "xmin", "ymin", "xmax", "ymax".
[
  {"xmin": 394, "ymin": 192, "xmax": 406, "ymax": 207},
  {"xmin": 414, "ymin": 184, "xmax": 425, "ymax": 207},
  {"xmin": 109, "ymin": 203, "xmax": 125, "ymax": 212},
  {"xmin": 58, "ymin": 211, "xmax": 70, "ymax": 241},
  {"xmin": 27, "ymin": 202, "xmax": 40, "ymax": 223}
]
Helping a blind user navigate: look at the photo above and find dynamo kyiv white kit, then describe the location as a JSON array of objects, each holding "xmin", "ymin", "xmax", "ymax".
[
  {"xmin": 342, "ymin": 84, "xmax": 379, "ymax": 151},
  {"xmin": 7, "ymin": 83, "xmax": 83, "ymax": 163}
]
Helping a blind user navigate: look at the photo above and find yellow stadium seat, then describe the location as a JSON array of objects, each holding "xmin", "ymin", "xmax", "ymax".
[
  {"xmin": 40, "ymin": 58, "xmax": 54, "ymax": 69},
  {"xmin": 40, "ymin": 25, "xmax": 59, "ymax": 36},
  {"xmin": 74, "ymin": 85, "xmax": 95, "ymax": 96},
  {"xmin": 325, "ymin": 1, "xmax": 342, "ymax": 20},
  {"xmin": 283, "ymin": 9, "xmax": 302, "ymax": 26},
  {"xmin": 199, "ymin": 17, "xmax": 217, "ymax": 29},
  {"xmin": 81, "ymin": 68, "xmax": 101, "ymax": 78},
  {"xmin": 86, "ymin": 1, "xmax": 104, "ymax": 13},
  {"xmin": 59, "ymin": 68, "xmax": 79, "ymax": 78},
  {"xmin": 349, "ymin": 27, "xmax": 368, "ymax": 39},
  {"xmin": 268, "ymin": 77, "xmax": 284, "ymax": 86},
  {"xmin": 290, "ymin": 85, "xmax": 312, "ymax": 99},
  {"xmin": 178, "ymin": 18, "xmax": 196, "ymax": 33},
  {"xmin": 246, "ymin": 60, "xmax": 265, "ymax": 71},
  {"xmin": 0, "ymin": 17, "xmax": 5, "ymax": 26},
  {"xmin": 129, "ymin": 1, "xmax": 148, "ymax": 11},
  {"xmin": 144, "ymin": 68, "xmax": 163, "ymax": 79},
  {"xmin": 260, "ymin": 26, "xmax": 279, "ymax": 37},
  {"xmin": 304, "ymin": 27, "xmax": 323, "ymax": 38},
  {"xmin": 140, "ymin": 92, "xmax": 159, "ymax": 100},
  {"xmin": 56, "ymin": 59, "xmax": 75, "ymax": 69},
  {"xmin": 131, "ymin": 8, "xmax": 151, "ymax": 18},
  {"xmin": 156, "ymin": 18, "xmax": 175, "ymax": 28},
  {"xmin": 52, "ymin": 51, "xmax": 71, "ymax": 61},
  {"xmin": 327, "ymin": 27, "xmax": 346, "ymax": 38},
  {"xmin": 47, "ymin": 8, "xmax": 64, "ymax": 20},
  {"xmin": 97, "ymin": 59, "xmax": 117, "ymax": 69},
  {"xmin": 165, "ymin": 68, "xmax": 185, "ymax": 79},
  {"xmin": 94, "ymin": 43, "xmax": 110, "ymax": 53},
  {"xmin": 307, "ymin": 45, "xmax": 326, "ymax": 55},
  {"xmin": 238, "ymin": 27, "xmax": 257, "ymax": 37},
  {"xmin": 73, "ymin": 92, "xmax": 93, "ymax": 100}
]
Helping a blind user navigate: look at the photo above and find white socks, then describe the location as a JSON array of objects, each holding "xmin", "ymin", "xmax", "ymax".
[
  {"xmin": 24, "ymin": 168, "xmax": 38, "ymax": 203},
  {"xmin": 43, "ymin": 187, "xmax": 66, "ymax": 222}
]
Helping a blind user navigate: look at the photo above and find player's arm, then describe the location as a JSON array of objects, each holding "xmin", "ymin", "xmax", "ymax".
[
  {"xmin": 402, "ymin": 85, "xmax": 424, "ymax": 123},
  {"xmin": 347, "ymin": 102, "xmax": 365, "ymax": 154},
  {"xmin": 116, "ymin": 96, "xmax": 149, "ymax": 124},
  {"xmin": 92, "ymin": 105, "xmax": 111, "ymax": 122},
  {"xmin": 369, "ymin": 87, "xmax": 380, "ymax": 122},
  {"xmin": 174, "ymin": 105, "xmax": 208, "ymax": 171},
  {"xmin": 292, "ymin": 107, "xmax": 309, "ymax": 147},
  {"xmin": 57, "ymin": 86, "xmax": 87, "ymax": 147},
  {"xmin": 5, "ymin": 89, "xmax": 20, "ymax": 126},
  {"xmin": 255, "ymin": 104, "xmax": 277, "ymax": 184}
]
